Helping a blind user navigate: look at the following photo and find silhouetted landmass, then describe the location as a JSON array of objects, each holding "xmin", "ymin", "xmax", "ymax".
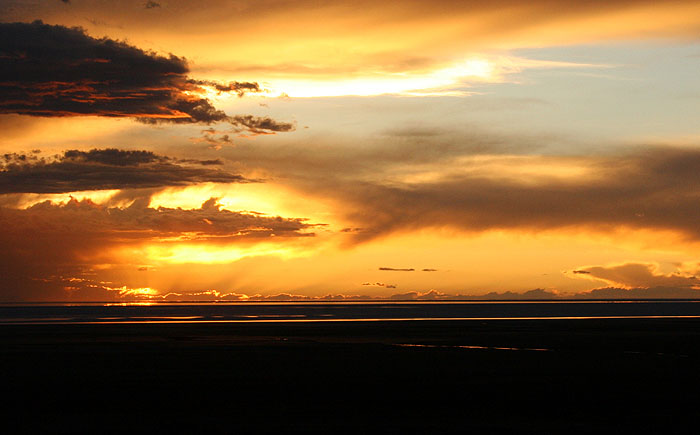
[{"xmin": 1, "ymin": 316, "xmax": 698, "ymax": 432}]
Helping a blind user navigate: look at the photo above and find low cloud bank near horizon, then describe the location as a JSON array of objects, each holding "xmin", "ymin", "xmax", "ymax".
[
  {"xmin": 131, "ymin": 285, "xmax": 700, "ymax": 302},
  {"xmin": 5, "ymin": 284, "xmax": 699, "ymax": 303}
]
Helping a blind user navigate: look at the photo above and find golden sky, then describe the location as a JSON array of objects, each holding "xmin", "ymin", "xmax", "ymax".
[{"xmin": 1, "ymin": 1, "xmax": 700, "ymax": 301}]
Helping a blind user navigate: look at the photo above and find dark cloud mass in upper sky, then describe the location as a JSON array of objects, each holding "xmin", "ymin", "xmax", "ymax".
[
  {"xmin": 0, "ymin": 21, "xmax": 293, "ymax": 133},
  {"xmin": 0, "ymin": 148, "xmax": 250, "ymax": 194}
]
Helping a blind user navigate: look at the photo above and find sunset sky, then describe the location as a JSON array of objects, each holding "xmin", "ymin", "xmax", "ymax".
[{"xmin": 2, "ymin": 0, "xmax": 700, "ymax": 301}]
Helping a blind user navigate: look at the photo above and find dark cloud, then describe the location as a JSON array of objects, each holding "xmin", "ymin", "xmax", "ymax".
[
  {"xmin": 196, "ymin": 128, "xmax": 235, "ymax": 150},
  {"xmin": 361, "ymin": 282, "xmax": 396, "ymax": 288},
  {"xmin": 188, "ymin": 80, "xmax": 260, "ymax": 96},
  {"xmin": 0, "ymin": 21, "xmax": 293, "ymax": 134},
  {"xmin": 230, "ymin": 115, "xmax": 296, "ymax": 134},
  {"xmin": 63, "ymin": 149, "xmax": 166, "ymax": 166},
  {"xmin": 175, "ymin": 157, "xmax": 224, "ymax": 166},
  {"xmin": 145, "ymin": 1, "xmax": 161, "ymax": 8},
  {"xmin": 422, "ymin": 268, "xmax": 438, "ymax": 272},
  {"xmin": 379, "ymin": 267, "xmax": 415, "ymax": 272},
  {"xmin": 0, "ymin": 148, "xmax": 249, "ymax": 194}
]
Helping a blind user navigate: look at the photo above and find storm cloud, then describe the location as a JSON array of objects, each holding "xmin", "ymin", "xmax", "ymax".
[
  {"xmin": 0, "ymin": 148, "xmax": 249, "ymax": 194},
  {"xmin": 0, "ymin": 21, "xmax": 293, "ymax": 133}
]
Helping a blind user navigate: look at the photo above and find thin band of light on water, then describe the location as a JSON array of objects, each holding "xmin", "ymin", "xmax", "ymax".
[
  {"xmin": 2, "ymin": 301, "xmax": 700, "ymax": 325},
  {"xmin": 3, "ymin": 315, "xmax": 700, "ymax": 325}
]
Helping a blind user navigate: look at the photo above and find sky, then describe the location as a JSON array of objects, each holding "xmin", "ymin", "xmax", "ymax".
[{"xmin": 2, "ymin": 0, "xmax": 700, "ymax": 301}]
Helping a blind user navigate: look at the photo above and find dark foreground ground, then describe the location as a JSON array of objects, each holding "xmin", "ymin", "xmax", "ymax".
[{"xmin": 1, "ymin": 319, "xmax": 699, "ymax": 433}]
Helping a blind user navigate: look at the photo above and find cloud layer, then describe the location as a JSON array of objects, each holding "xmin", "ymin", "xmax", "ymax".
[
  {"xmin": 294, "ymin": 145, "xmax": 700, "ymax": 242},
  {"xmin": 10, "ymin": 0, "xmax": 700, "ymax": 83},
  {"xmin": 0, "ymin": 21, "xmax": 293, "ymax": 133},
  {"xmin": 213, "ymin": 131, "xmax": 700, "ymax": 243},
  {"xmin": 0, "ymin": 148, "xmax": 248, "ymax": 193}
]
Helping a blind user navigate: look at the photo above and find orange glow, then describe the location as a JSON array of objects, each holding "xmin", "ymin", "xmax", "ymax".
[
  {"xmin": 149, "ymin": 183, "xmax": 340, "ymax": 226},
  {"xmin": 3, "ymin": 1, "xmax": 700, "ymax": 302},
  {"xmin": 106, "ymin": 285, "xmax": 160, "ymax": 298},
  {"xmin": 142, "ymin": 242, "xmax": 315, "ymax": 265},
  {"xmin": 393, "ymin": 155, "xmax": 599, "ymax": 185},
  {"xmin": 259, "ymin": 56, "xmax": 600, "ymax": 98},
  {"xmin": 10, "ymin": 190, "xmax": 121, "ymax": 209}
]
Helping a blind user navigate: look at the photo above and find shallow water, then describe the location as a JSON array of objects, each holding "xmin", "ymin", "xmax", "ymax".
[{"xmin": 1, "ymin": 300, "xmax": 699, "ymax": 324}]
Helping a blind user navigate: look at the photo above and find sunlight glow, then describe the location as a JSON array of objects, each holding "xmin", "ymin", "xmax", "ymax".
[
  {"xmin": 149, "ymin": 183, "xmax": 339, "ymax": 225},
  {"xmin": 107, "ymin": 286, "xmax": 159, "ymax": 297},
  {"xmin": 145, "ymin": 243, "xmax": 309, "ymax": 264},
  {"xmin": 12, "ymin": 190, "xmax": 121, "ymax": 208},
  {"xmin": 260, "ymin": 56, "xmax": 601, "ymax": 98},
  {"xmin": 266, "ymin": 57, "xmax": 495, "ymax": 98}
]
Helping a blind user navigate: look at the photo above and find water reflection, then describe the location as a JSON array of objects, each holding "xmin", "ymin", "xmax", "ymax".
[
  {"xmin": 396, "ymin": 343, "xmax": 552, "ymax": 352},
  {"xmin": 1, "ymin": 301, "xmax": 700, "ymax": 325}
]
